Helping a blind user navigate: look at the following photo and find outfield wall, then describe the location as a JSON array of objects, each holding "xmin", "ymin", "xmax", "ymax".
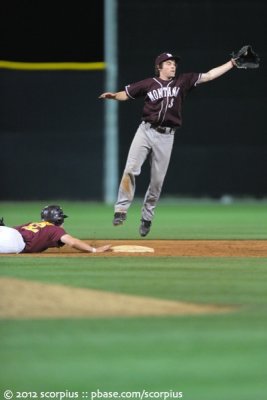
[{"xmin": 1, "ymin": 0, "xmax": 266, "ymax": 200}]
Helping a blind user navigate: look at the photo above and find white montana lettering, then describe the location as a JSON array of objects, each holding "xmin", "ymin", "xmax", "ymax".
[{"xmin": 147, "ymin": 86, "xmax": 180, "ymax": 101}]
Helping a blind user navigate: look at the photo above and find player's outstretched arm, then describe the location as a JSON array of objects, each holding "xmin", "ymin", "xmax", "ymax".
[
  {"xmin": 61, "ymin": 234, "xmax": 111, "ymax": 253},
  {"xmin": 99, "ymin": 91, "xmax": 129, "ymax": 101},
  {"xmin": 198, "ymin": 60, "xmax": 235, "ymax": 84}
]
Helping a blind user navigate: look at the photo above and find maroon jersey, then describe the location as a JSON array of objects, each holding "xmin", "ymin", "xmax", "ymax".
[
  {"xmin": 125, "ymin": 73, "xmax": 201, "ymax": 128},
  {"xmin": 14, "ymin": 221, "xmax": 66, "ymax": 253}
]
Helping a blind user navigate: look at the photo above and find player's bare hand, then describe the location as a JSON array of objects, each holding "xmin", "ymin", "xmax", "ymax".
[
  {"xmin": 99, "ymin": 92, "xmax": 116, "ymax": 99},
  {"xmin": 95, "ymin": 244, "xmax": 112, "ymax": 253}
]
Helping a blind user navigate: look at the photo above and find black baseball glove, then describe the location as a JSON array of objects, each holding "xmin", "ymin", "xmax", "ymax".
[
  {"xmin": 0, "ymin": 217, "xmax": 5, "ymax": 226},
  {"xmin": 231, "ymin": 45, "xmax": 260, "ymax": 69}
]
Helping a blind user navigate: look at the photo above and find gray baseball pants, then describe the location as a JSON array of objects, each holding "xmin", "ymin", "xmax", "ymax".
[{"xmin": 114, "ymin": 121, "xmax": 175, "ymax": 221}]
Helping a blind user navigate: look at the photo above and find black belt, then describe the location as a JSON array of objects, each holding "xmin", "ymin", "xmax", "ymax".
[{"xmin": 144, "ymin": 122, "xmax": 176, "ymax": 134}]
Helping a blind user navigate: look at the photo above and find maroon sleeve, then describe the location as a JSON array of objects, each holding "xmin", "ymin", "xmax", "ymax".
[
  {"xmin": 49, "ymin": 225, "xmax": 66, "ymax": 243},
  {"xmin": 180, "ymin": 72, "xmax": 202, "ymax": 92},
  {"xmin": 125, "ymin": 78, "xmax": 152, "ymax": 99}
]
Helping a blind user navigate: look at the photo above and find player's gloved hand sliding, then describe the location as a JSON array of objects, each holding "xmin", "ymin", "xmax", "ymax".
[{"xmin": 231, "ymin": 45, "xmax": 260, "ymax": 69}]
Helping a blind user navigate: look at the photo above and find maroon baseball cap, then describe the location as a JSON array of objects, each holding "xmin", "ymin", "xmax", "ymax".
[{"xmin": 155, "ymin": 52, "xmax": 181, "ymax": 65}]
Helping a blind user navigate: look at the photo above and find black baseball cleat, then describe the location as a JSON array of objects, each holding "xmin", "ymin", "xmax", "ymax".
[
  {"xmin": 0, "ymin": 217, "xmax": 5, "ymax": 226},
  {"xmin": 113, "ymin": 212, "xmax": 127, "ymax": 226},
  {"xmin": 139, "ymin": 219, "xmax": 152, "ymax": 237}
]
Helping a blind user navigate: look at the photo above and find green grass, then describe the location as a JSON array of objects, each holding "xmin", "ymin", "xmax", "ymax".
[
  {"xmin": 0, "ymin": 199, "xmax": 267, "ymax": 239},
  {"xmin": 1, "ymin": 314, "xmax": 266, "ymax": 397},
  {"xmin": 1, "ymin": 257, "xmax": 267, "ymax": 306},
  {"xmin": 0, "ymin": 201, "xmax": 267, "ymax": 399}
]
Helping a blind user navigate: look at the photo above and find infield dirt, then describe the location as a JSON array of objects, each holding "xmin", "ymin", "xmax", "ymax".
[
  {"xmin": 0, "ymin": 277, "xmax": 233, "ymax": 319},
  {"xmin": 19, "ymin": 239, "xmax": 267, "ymax": 257}
]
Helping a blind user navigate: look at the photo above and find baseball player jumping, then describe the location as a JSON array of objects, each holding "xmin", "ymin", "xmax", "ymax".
[
  {"xmin": 0, "ymin": 205, "xmax": 111, "ymax": 254},
  {"xmin": 99, "ymin": 51, "xmax": 244, "ymax": 236}
]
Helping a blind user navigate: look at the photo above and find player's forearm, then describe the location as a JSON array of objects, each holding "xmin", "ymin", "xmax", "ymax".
[
  {"xmin": 114, "ymin": 91, "xmax": 129, "ymax": 100},
  {"xmin": 199, "ymin": 60, "xmax": 234, "ymax": 83},
  {"xmin": 71, "ymin": 239, "xmax": 96, "ymax": 253},
  {"xmin": 61, "ymin": 235, "xmax": 96, "ymax": 253},
  {"xmin": 99, "ymin": 91, "xmax": 129, "ymax": 101}
]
